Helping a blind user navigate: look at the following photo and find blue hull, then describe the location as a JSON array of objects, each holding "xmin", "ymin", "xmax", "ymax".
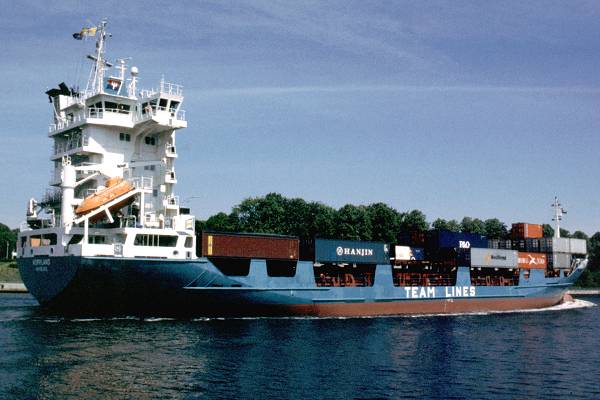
[{"xmin": 17, "ymin": 256, "xmax": 580, "ymax": 316}]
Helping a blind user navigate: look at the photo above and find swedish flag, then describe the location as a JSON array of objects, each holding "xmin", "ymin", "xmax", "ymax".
[{"xmin": 73, "ymin": 26, "xmax": 97, "ymax": 40}]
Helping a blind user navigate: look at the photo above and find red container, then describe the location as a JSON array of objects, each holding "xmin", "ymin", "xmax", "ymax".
[
  {"xmin": 201, "ymin": 232, "xmax": 299, "ymax": 260},
  {"xmin": 517, "ymin": 252, "xmax": 547, "ymax": 269},
  {"xmin": 511, "ymin": 223, "xmax": 543, "ymax": 239}
]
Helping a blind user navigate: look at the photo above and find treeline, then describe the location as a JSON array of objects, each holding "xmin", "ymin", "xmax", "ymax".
[
  {"xmin": 0, "ymin": 223, "xmax": 17, "ymax": 260},
  {"xmin": 196, "ymin": 193, "xmax": 588, "ymax": 241},
  {"xmin": 196, "ymin": 193, "xmax": 600, "ymax": 286}
]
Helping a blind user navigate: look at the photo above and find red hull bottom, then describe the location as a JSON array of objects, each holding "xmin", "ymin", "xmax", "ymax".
[{"xmin": 279, "ymin": 295, "xmax": 566, "ymax": 317}]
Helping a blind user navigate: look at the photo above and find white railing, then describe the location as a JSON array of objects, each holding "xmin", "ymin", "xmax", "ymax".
[
  {"xmin": 160, "ymin": 81, "xmax": 183, "ymax": 96},
  {"xmin": 49, "ymin": 113, "xmax": 85, "ymax": 133},
  {"xmin": 139, "ymin": 81, "xmax": 184, "ymax": 98},
  {"xmin": 128, "ymin": 176, "xmax": 153, "ymax": 190},
  {"xmin": 87, "ymin": 107, "xmax": 132, "ymax": 119},
  {"xmin": 133, "ymin": 106, "xmax": 186, "ymax": 123},
  {"xmin": 53, "ymin": 134, "xmax": 89, "ymax": 155}
]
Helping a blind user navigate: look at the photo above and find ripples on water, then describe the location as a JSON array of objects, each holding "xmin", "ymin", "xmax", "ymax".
[{"xmin": 0, "ymin": 294, "xmax": 598, "ymax": 400}]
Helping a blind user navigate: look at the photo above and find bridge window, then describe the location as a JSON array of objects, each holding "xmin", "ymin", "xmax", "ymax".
[
  {"xmin": 28, "ymin": 234, "xmax": 58, "ymax": 247},
  {"xmin": 169, "ymin": 101, "xmax": 180, "ymax": 113},
  {"xmin": 134, "ymin": 234, "xmax": 178, "ymax": 247},
  {"xmin": 117, "ymin": 104, "xmax": 130, "ymax": 114}
]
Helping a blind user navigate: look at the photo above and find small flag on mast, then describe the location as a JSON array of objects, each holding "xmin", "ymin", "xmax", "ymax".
[{"xmin": 73, "ymin": 26, "xmax": 97, "ymax": 40}]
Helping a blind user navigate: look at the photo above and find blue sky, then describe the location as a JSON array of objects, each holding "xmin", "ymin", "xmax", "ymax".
[{"xmin": 1, "ymin": 1, "xmax": 599, "ymax": 234}]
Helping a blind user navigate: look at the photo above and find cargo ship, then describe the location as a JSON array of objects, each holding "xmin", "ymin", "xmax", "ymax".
[{"xmin": 17, "ymin": 21, "xmax": 588, "ymax": 316}]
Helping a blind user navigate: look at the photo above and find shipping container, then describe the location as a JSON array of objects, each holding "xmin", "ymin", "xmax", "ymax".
[
  {"xmin": 315, "ymin": 239, "xmax": 390, "ymax": 264},
  {"xmin": 517, "ymin": 252, "xmax": 547, "ymax": 269},
  {"xmin": 488, "ymin": 239, "xmax": 512, "ymax": 250},
  {"xmin": 397, "ymin": 231, "xmax": 426, "ymax": 247},
  {"xmin": 511, "ymin": 239, "xmax": 527, "ymax": 252},
  {"xmin": 470, "ymin": 248, "xmax": 518, "ymax": 268},
  {"xmin": 427, "ymin": 230, "xmax": 487, "ymax": 250},
  {"xmin": 394, "ymin": 246, "xmax": 425, "ymax": 261},
  {"xmin": 538, "ymin": 238, "xmax": 552, "ymax": 253},
  {"xmin": 548, "ymin": 253, "xmax": 573, "ymax": 269},
  {"xmin": 536, "ymin": 238, "xmax": 586, "ymax": 254},
  {"xmin": 201, "ymin": 232, "xmax": 299, "ymax": 260},
  {"xmin": 511, "ymin": 223, "xmax": 543, "ymax": 239},
  {"xmin": 525, "ymin": 238, "xmax": 540, "ymax": 252},
  {"xmin": 552, "ymin": 238, "xmax": 570, "ymax": 253},
  {"xmin": 569, "ymin": 238, "xmax": 587, "ymax": 255}
]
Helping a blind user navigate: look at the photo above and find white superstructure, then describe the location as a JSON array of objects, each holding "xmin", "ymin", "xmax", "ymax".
[{"xmin": 18, "ymin": 20, "xmax": 196, "ymax": 260}]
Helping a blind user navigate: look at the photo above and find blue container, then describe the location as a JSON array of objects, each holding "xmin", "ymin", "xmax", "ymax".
[
  {"xmin": 427, "ymin": 230, "xmax": 487, "ymax": 250},
  {"xmin": 315, "ymin": 239, "xmax": 390, "ymax": 264},
  {"xmin": 411, "ymin": 247, "xmax": 425, "ymax": 261}
]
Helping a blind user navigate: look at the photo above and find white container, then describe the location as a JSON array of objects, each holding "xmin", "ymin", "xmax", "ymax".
[
  {"xmin": 470, "ymin": 248, "xmax": 518, "ymax": 268},
  {"xmin": 552, "ymin": 238, "xmax": 570, "ymax": 253},
  {"xmin": 551, "ymin": 253, "xmax": 573, "ymax": 269},
  {"xmin": 569, "ymin": 239, "xmax": 587, "ymax": 255}
]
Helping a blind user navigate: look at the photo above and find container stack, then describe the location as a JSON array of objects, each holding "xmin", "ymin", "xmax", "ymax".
[
  {"xmin": 507, "ymin": 223, "xmax": 545, "ymax": 269},
  {"xmin": 397, "ymin": 230, "xmax": 490, "ymax": 267},
  {"xmin": 509, "ymin": 223, "xmax": 587, "ymax": 270}
]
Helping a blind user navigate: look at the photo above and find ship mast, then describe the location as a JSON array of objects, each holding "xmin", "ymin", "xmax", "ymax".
[
  {"xmin": 551, "ymin": 196, "xmax": 567, "ymax": 238},
  {"xmin": 85, "ymin": 19, "xmax": 112, "ymax": 96}
]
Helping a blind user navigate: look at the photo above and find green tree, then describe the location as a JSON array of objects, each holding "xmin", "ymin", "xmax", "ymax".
[
  {"xmin": 571, "ymin": 231, "xmax": 588, "ymax": 240},
  {"xmin": 432, "ymin": 218, "xmax": 449, "ymax": 231},
  {"xmin": 0, "ymin": 223, "xmax": 16, "ymax": 259},
  {"xmin": 232, "ymin": 193, "xmax": 286, "ymax": 233},
  {"xmin": 306, "ymin": 201, "xmax": 336, "ymax": 239},
  {"xmin": 334, "ymin": 204, "xmax": 372, "ymax": 240},
  {"xmin": 559, "ymin": 228, "xmax": 571, "ymax": 238},
  {"xmin": 460, "ymin": 217, "xmax": 485, "ymax": 234},
  {"xmin": 542, "ymin": 224, "xmax": 554, "ymax": 238},
  {"xmin": 588, "ymin": 232, "xmax": 600, "ymax": 273},
  {"xmin": 400, "ymin": 210, "xmax": 429, "ymax": 232},
  {"xmin": 366, "ymin": 203, "xmax": 402, "ymax": 243},
  {"xmin": 483, "ymin": 218, "xmax": 508, "ymax": 239},
  {"xmin": 204, "ymin": 212, "xmax": 239, "ymax": 232}
]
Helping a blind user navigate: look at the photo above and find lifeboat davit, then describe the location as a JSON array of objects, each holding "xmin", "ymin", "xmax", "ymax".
[{"xmin": 75, "ymin": 177, "xmax": 135, "ymax": 219}]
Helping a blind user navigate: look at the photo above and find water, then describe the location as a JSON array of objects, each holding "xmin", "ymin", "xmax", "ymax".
[{"xmin": 0, "ymin": 294, "xmax": 598, "ymax": 400}]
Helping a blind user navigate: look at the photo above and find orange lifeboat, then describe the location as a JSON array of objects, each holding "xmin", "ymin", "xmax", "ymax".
[{"xmin": 75, "ymin": 177, "xmax": 135, "ymax": 218}]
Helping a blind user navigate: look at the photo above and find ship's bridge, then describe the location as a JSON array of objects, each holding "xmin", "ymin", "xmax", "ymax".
[
  {"xmin": 136, "ymin": 80, "xmax": 187, "ymax": 134},
  {"xmin": 48, "ymin": 80, "xmax": 186, "ymax": 136}
]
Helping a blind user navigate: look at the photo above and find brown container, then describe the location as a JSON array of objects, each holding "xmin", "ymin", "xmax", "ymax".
[
  {"xmin": 511, "ymin": 223, "xmax": 543, "ymax": 239},
  {"xmin": 201, "ymin": 232, "xmax": 299, "ymax": 260},
  {"xmin": 517, "ymin": 252, "xmax": 547, "ymax": 269}
]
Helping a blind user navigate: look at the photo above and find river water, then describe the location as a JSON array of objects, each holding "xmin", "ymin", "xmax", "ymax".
[{"xmin": 0, "ymin": 293, "xmax": 598, "ymax": 399}]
